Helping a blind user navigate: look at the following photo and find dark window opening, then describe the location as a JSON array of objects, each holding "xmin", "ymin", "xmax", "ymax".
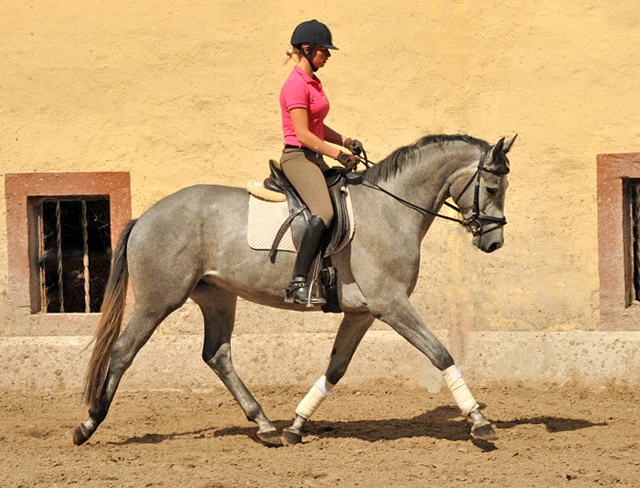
[
  {"xmin": 597, "ymin": 153, "xmax": 640, "ymax": 329},
  {"xmin": 30, "ymin": 197, "xmax": 112, "ymax": 313},
  {"xmin": 631, "ymin": 180, "xmax": 640, "ymax": 303}
]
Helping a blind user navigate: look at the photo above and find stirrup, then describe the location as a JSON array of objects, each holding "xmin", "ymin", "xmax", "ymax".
[{"xmin": 284, "ymin": 281, "xmax": 326, "ymax": 307}]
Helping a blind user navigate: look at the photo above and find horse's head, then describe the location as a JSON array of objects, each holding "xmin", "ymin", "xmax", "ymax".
[{"xmin": 450, "ymin": 135, "xmax": 516, "ymax": 253}]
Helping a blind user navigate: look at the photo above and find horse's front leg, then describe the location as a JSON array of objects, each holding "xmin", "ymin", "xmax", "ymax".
[
  {"xmin": 371, "ymin": 296, "xmax": 497, "ymax": 440},
  {"xmin": 283, "ymin": 312, "xmax": 374, "ymax": 445}
]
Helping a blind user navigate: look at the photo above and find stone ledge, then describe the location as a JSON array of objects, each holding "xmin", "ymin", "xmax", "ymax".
[
  {"xmin": 464, "ymin": 331, "xmax": 640, "ymax": 385},
  {"xmin": 1, "ymin": 331, "xmax": 638, "ymax": 393}
]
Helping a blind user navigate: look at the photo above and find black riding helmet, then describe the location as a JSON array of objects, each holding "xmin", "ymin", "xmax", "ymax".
[{"xmin": 291, "ymin": 20, "xmax": 339, "ymax": 72}]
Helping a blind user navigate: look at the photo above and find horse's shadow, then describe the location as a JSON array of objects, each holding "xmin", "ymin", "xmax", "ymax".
[
  {"xmin": 109, "ymin": 406, "xmax": 607, "ymax": 451},
  {"xmin": 108, "ymin": 426, "xmax": 219, "ymax": 446},
  {"xmin": 493, "ymin": 416, "xmax": 608, "ymax": 433}
]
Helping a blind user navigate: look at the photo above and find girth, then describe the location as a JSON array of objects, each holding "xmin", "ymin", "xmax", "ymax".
[{"xmin": 264, "ymin": 160, "xmax": 351, "ymax": 262}]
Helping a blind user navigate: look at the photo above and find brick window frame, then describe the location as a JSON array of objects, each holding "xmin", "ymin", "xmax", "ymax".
[
  {"xmin": 597, "ymin": 153, "xmax": 640, "ymax": 330},
  {"xmin": 4, "ymin": 172, "xmax": 131, "ymax": 335}
]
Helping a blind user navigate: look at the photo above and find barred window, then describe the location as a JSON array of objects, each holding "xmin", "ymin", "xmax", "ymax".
[
  {"xmin": 629, "ymin": 180, "xmax": 640, "ymax": 304},
  {"xmin": 4, "ymin": 172, "xmax": 130, "ymax": 332},
  {"xmin": 597, "ymin": 153, "xmax": 640, "ymax": 330},
  {"xmin": 30, "ymin": 197, "xmax": 112, "ymax": 313}
]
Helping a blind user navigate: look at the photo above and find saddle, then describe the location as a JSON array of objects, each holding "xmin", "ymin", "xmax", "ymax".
[
  {"xmin": 246, "ymin": 160, "xmax": 357, "ymax": 313},
  {"xmin": 262, "ymin": 160, "xmax": 353, "ymax": 262}
]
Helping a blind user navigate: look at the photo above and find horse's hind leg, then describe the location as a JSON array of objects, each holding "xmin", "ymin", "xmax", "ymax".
[
  {"xmin": 283, "ymin": 312, "xmax": 374, "ymax": 445},
  {"xmin": 74, "ymin": 306, "xmax": 167, "ymax": 444},
  {"xmin": 191, "ymin": 282, "xmax": 281, "ymax": 446}
]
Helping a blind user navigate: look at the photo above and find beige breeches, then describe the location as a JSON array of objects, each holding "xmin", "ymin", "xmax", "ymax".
[{"xmin": 280, "ymin": 147, "xmax": 334, "ymax": 227}]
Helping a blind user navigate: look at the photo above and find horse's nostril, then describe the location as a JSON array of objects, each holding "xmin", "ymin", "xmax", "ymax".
[{"xmin": 487, "ymin": 242, "xmax": 501, "ymax": 253}]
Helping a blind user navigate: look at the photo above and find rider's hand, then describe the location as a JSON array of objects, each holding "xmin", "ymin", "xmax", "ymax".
[
  {"xmin": 337, "ymin": 151, "xmax": 359, "ymax": 171},
  {"xmin": 343, "ymin": 137, "xmax": 364, "ymax": 156}
]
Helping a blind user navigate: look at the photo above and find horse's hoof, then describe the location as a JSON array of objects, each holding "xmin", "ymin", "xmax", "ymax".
[
  {"xmin": 471, "ymin": 422, "xmax": 498, "ymax": 441},
  {"xmin": 282, "ymin": 427, "xmax": 302, "ymax": 445},
  {"xmin": 257, "ymin": 428, "xmax": 283, "ymax": 446},
  {"xmin": 73, "ymin": 424, "xmax": 90, "ymax": 446}
]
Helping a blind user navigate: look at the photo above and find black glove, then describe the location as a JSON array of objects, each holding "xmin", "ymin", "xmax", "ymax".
[
  {"xmin": 337, "ymin": 151, "xmax": 359, "ymax": 171},
  {"xmin": 344, "ymin": 138, "xmax": 364, "ymax": 156}
]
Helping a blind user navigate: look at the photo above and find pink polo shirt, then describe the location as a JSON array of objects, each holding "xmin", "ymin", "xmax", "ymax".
[{"xmin": 280, "ymin": 66, "xmax": 330, "ymax": 147}]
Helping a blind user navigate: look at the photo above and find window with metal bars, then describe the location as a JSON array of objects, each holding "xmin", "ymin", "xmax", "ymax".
[
  {"xmin": 597, "ymin": 153, "xmax": 640, "ymax": 329},
  {"xmin": 630, "ymin": 181, "xmax": 640, "ymax": 304},
  {"xmin": 31, "ymin": 197, "xmax": 112, "ymax": 313}
]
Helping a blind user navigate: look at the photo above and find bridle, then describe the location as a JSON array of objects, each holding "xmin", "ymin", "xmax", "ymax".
[{"xmin": 358, "ymin": 147, "xmax": 508, "ymax": 237}]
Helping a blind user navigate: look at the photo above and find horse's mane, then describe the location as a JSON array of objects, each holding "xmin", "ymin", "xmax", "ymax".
[{"xmin": 364, "ymin": 134, "xmax": 489, "ymax": 184}]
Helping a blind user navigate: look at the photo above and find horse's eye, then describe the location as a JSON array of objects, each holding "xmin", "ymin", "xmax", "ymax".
[{"xmin": 486, "ymin": 187, "xmax": 498, "ymax": 195}]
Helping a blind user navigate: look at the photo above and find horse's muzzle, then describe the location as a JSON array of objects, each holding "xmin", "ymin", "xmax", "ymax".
[{"xmin": 473, "ymin": 230, "xmax": 504, "ymax": 253}]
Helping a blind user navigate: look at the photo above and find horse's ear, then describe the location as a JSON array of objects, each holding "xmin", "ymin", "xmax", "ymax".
[
  {"xmin": 486, "ymin": 138, "xmax": 504, "ymax": 166},
  {"xmin": 503, "ymin": 134, "xmax": 517, "ymax": 154},
  {"xmin": 486, "ymin": 136, "xmax": 514, "ymax": 173}
]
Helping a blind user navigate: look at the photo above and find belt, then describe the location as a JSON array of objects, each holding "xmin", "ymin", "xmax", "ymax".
[{"xmin": 283, "ymin": 145, "xmax": 322, "ymax": 159}]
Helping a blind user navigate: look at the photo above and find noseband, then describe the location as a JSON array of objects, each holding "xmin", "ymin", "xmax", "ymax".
[{"xmin": 361, "ymin": 149, "xmax": 508, "ymax": 237}]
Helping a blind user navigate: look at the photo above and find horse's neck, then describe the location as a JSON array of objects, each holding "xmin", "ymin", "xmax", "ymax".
[{"xmin": 385, "ymin": 144, "xmax": 478, "ymax": 215}]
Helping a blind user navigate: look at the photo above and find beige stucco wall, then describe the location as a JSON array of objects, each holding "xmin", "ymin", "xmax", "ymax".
[{"xmin": 2, "ymin": 1, "xmax": 639, "ymax": 334}]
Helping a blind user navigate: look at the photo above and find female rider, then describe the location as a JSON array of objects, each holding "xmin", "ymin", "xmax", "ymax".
[{"xmin": 280, "ymin": 19, "xmax": 363, "ymax": 306}]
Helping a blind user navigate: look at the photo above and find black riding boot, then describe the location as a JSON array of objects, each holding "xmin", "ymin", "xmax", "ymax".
[{"xmin": 285, "ymin": 215, "xmax": 327, "ymax": 306}]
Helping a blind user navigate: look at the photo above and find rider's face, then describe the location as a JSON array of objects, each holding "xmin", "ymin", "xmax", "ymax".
[
  {"xmin": 313, "ymin": 46, "xmax": 331, "ymax": 68},
  {"xmin": 306, "ymin": 45, "xmax": 331, "ymax": 69}
]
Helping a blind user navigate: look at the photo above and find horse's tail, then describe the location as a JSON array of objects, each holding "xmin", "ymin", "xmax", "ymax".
[{"xmin": 83, "ymin": 218, "xmax": 138, "ymax": 408}]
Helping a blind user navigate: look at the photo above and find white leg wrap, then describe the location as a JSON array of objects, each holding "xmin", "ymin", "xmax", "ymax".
[
  {"xmin": 442, "ymin": 365, "xmax": 479, "ymax": 416},
  {"xmin": 295, "ymin": 376, "xmax": 335, "ymax": 420}
]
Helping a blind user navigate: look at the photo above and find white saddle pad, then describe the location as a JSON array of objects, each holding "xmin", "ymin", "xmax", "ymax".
[
  {"xmin": 247, "ymin": 188, "xmax": 356, "ymax": 254},
  {"xmin": 247, "ymin": 196, "xmax": 296, "ymax": 252}
]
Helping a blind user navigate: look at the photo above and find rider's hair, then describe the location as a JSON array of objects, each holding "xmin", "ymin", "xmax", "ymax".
[{"xmin": 284, "ymin": 44, "xmax": 309, "ymax": 65}]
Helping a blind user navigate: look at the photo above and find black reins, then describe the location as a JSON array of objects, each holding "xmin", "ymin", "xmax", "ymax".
[{"xmin": 356, "ymin": 148, "xmax": 507, "ymax": 237}]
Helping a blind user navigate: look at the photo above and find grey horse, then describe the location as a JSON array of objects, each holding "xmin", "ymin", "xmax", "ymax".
[{"xmin": 73, "ymin": 133, "xmax": 515, "ymax": 446}]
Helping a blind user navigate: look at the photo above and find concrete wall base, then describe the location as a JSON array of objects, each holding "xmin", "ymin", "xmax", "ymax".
[{"xmin": 1, "ymin": 331, "xmax": 639, "ymax": 393}]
